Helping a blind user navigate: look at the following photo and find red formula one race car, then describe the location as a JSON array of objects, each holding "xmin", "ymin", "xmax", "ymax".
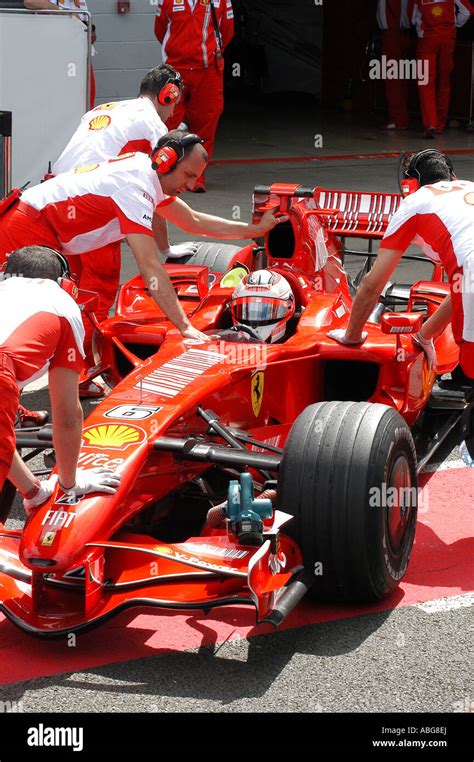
[{"xmin": 1, "ymin": 183, "xmax": 468, "ymax": 636}]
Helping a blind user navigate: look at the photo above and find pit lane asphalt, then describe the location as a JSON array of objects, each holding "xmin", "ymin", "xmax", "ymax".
[{"xmin": 3, "ymin": 153, "xmax": 473, "ymax": 714}]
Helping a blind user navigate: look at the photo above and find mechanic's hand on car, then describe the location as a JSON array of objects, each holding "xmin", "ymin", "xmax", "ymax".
[
  {"xmin": 161, "ymin": 242, "xmax": 200, "ymax": 259},
  {"xmin": 66, "ymin": 468, "xmax": 121, "ymax": 496},
  {"xmin": 180, "ymin": 324, "xmax": 210, "ymax": 343},
  {"xmin": 256, "ymin": 210, "xmax": 289, "ymax": 235},
  {"xmin": 412, "ymin": 332, "xmax": 437, "ymax": 370},
  {"xmin": 23, "ymin": 475, "xmax": 58, "ymax": 512},
  {"xmin": 327, "ymin": 328, "xmax": 368, "ymax": 345}
]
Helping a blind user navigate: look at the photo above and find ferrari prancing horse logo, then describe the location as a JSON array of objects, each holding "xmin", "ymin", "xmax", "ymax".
[{"xmin": 251, "ymin": 372, "xmax": 264, "ymax": 417}]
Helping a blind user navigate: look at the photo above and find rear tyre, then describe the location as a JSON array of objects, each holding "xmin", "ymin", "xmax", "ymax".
[
  {"xmin": 165, "ymin": 242, "xmax": 242, "ymax": 273},
  {"xmin": 278, "ymin": 401, "xmax": 418, "ymax": 602}
]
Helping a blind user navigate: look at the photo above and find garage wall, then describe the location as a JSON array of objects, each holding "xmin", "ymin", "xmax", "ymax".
[{"xmin": 87, "ymin": 0, "xmax": 162, "ymax": 104}]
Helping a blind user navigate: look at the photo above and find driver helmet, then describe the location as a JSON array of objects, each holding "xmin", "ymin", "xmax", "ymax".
[{"xmin": 230, "ymin": 270, "xmax": 295, "ymax": 343}]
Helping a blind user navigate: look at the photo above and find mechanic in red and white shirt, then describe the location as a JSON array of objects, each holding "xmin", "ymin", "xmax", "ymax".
[
  {"xmin": 155, "ymin": 0, "xmax": 235, "ymax": 192},
  {"xmin": 377, "ymin": 1, "xmax": 412, "ymax": 129},
  {"xmin": 0, "ymin": 131, "xmax": 284, "ymax": 349},
  {"xmin": 407, "ymin": 0, "xmax": 473, "ymax": 137},
  {"xmin": 51, "ymin": 65, "xmax": 195, "ymax": 393},
  {"xmin": 24, "ymin": 0, "xmax": 97, "ymax": 109},
  {"xmin": 329, "ymin": 150, "xmax": 474, "ymax": 380},
  {"xmin": 0, "ymin": 246, "xmax": 120, "ymax": 509}
]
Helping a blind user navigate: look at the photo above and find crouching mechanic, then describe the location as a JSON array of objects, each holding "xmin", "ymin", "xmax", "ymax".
[
  {"xmin": 51, "ymin": 65, "xmax": 197, "ymax": 395},
  {"xmin": 0, "ymin": 130, "xmax": 285, "ymax": 371},
  {"xmin": 0, "ymin": 247, "xmax": 120, "ymax": 511}
]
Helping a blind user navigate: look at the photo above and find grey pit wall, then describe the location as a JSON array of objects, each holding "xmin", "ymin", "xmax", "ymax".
[{"xmin": 88, "ymin": 0, "xmax": 163, "ymax": 104}]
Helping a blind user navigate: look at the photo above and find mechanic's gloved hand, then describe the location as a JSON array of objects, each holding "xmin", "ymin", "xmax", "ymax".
[
  {"xmin": 63, "ymin": 468, "xmax": 121, "ymax": 497},
  {"xmin": 23, "ymin": 475, "xmax": 58, "ymax": 512},
  {"xmin": 161, "ymin": 242, "xmax": 199, "ymax": 259},
  {"xmin": 412, "ymin": 332, "xmax": 436, "ymax": 370},
  {"xmin": 327, "ymin": 329, "xmax": 368, "ymax": 345},
  {"xmin": 180, "ymin": 324, "xmax": 209, "ymax": 343}
]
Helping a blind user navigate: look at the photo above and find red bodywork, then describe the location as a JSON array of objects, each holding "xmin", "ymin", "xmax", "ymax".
[{"xmin": 0, "ymin": 183, "xmax": 458, "ymax": 635}]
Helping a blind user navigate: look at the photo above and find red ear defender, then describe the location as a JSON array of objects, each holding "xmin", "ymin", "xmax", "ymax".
[
  {"xmin": 151, "ymin": 145, "xmax": 179, "ymax": 174},
  {"xmin": 401, "ymin": 177, "xmax": 419, "ymax": 197},
  {"xmin": 59, "ymin": 276, "xmax": 79, "ymax": 302},
  {"xmin": 158, "ymin": 83, "xmax": 181, "ymax": 106}
]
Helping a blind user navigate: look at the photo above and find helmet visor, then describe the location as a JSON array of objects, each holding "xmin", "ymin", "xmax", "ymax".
[{"xmin": 232, "ymin": 297, "xmax": 291, "ymax": 326}]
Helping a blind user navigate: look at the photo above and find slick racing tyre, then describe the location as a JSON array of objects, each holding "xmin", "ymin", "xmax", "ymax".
[
  {"xmin": 165, "ymin": 242, "xmax": 242, "ymax": 273},
  {"xmin": 278, "ymin": 401, "xmax": 418, "ymax": 602}
]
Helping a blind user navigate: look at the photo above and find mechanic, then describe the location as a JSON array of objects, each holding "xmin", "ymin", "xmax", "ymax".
[
  {"xmin": 23, "ymin": 0, "xmax": 97, "ymax": 110},
  {"xmin": 154, "ymin": 0, "xmax": 235, "ymax": 192},
  {"xmin": 328, "ymin": 150, "xmax": 474, "ymax": 382},
  {"xmin": 408, "ymin": 0, "xmax": 473, "ymax": 138},
  {"xmin": 51, "ymin": 65, "xmax": 193, "ymax": 396},
  {"xmin": 0, "ymin": 130, "xmax": 285, "ymax": 358},
  {"xmin": 377, "ymin": 0, "xmax": 412, "ymax": 130},
  {"xmin": 0, "ymin": 246, "xmax": 120, "ymax": 511}
]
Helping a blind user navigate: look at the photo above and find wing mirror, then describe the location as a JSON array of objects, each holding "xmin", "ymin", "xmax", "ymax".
[{"xmin": 381, "ymin": 312, "xmax": 423, "ymax": 335}]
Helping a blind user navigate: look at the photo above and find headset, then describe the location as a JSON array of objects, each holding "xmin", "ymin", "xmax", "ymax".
[
  {"xmin": 0, "ymin": 247, "xmax": 79, "ymax": 301},
  {"xmin": 399, "ymin": 149, "xmax": 456, "ymax": 197},
  {"xmin": 150, "ymin": 133, "xmax": 204, "ymax": 174},
  {"xmin": 158, "ymin": 72, "xmax": 184, "ymax": 106}
]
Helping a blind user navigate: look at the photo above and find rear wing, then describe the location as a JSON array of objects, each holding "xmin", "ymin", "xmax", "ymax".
[{"xmin": 253, "ymin": 183, "xmax": 402, "ymax": 239}]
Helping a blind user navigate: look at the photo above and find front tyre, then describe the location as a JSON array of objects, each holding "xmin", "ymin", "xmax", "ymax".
[{"xmin": 278, "ymin": 402, "xmax": 418, "ymax": 602}]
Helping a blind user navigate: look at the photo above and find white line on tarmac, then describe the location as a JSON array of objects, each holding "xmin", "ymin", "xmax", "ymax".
[
  {"xmin": 421, "ymin": 459, "xmax": 468, "ymax": 473},
  {"xmin": 417, "ymin": 592, "xmax": 474, "ymax": 614}
]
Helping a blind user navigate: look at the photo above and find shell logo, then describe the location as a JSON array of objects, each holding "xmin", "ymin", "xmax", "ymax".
[
  {"xmin": 464, "ymin": 192, "xmax": 474, "ymax": 206},
  {"xmin": 89, "ymin": 115, "xmax": 111, "ymax": 131},
  {"xmin": 82, "ymin": 424, "xmax": 146, "ymax": 450},
  {"xmin": 74, "ymin": 163, "xmax": 99, "ymax": 174},
  {"xmin": 432, "ymin": 5, "xmax": 443, "ymax": 16}
]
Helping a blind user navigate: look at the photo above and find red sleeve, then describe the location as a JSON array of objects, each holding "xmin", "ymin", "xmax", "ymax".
[
  {"xmin": 221, "ymin": 3, "xmax": 235, "ymax": 50},
  {"xmin": 156, "ymin": 196, "xmax": 176, "ymax": 209},
  {"xmin": 154, "ymin": 2, "xmax": 169, "ymax": 43},
  {"xmin": 49, "ymin": 317, "xmax": 84, "ymax": 374},
  {"xmin": 382, "ymin": 216, "xmax": 418, "ymax": 251}
]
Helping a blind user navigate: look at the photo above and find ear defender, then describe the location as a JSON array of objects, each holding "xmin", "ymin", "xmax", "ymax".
[
  {"xmin": 401, "ymin": 177, "xmax": 420, "ymax": 198},
  {"xmin": 150, "ymin": 133, "xmax": 204, "ymax": 175},
  {"xmin": 158, "ymin": 82, "xmax": 181, "ymax": 106},
  {"xmin": 151, "ymin": 145, "xmax": 180, "ymax": 174}
]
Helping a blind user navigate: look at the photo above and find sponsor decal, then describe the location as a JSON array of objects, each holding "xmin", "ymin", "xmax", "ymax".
[
  {"xmin": 82, "ymin": 424, "xmax": 146, "ymax": 450},
  {"xmin": 251, "ymin": 371, "xmax": 264, "ymax": 417},
  {"xmin": 142, "ymin": 214, "xmax": 152, "ymax": 223},
  {"xmin": 104, "ymin": 405, "xmax": 161, "ymax": 421},
  {"xmin": 74, "ymin": 163, "xmax": 99, "ymax": 174},
  {"xmin": 89, "ymin": 115, "xmax": 111, "ymax": 131},
  {"xmin": 183, "ymin": 542, "xmax": 249, "ymax": 560},
  {"xmin": 431, "ymin": 5, "xmax": 444, "ymax": 16},
  {"xmin": 77, "ymin": 453, "xmax": 124, "ymax": 469},
  {"xmin": 464, "ymin": 192, "xmax": 474, "ymax": 206},
  {"xmin": 134, "ymin": 348, "xmax": 226, "ymax": 398},
  {"xmin": 143, "ymin": 191, "xmax": 154, "ymax": 204},
  {"xmin": 41, "ymin": 532, "xmax": 56, "ymax": 547},
  {"xmin": 93, "ymin": 102, "xmax": 119, "ymax": 112},
  {"xmin": 41, "ymin": 509, "xmax": 76, "ymax": 529},
  {"xmin": 54, "ymin": 492, "xmax": 81, "ymax": 507},
  {"xmin": 268, "ymin": 550, "xmax": 286, "ymax": 576},
  {"xmin": 155, "ymin": 545, "xmax": 243, "ymax": 575}
]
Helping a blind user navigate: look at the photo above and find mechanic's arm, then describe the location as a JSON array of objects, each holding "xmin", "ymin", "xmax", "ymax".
[
  {"xmin": 127, "ymin": 233, "xmax": 207, "ymax": 340},
  {"xmin": 418, "ymin": 295, "xmax": 453, "ymax": 341},
  {"xmin": 49, "ymin": 367, "xmax": 83, "ymax": 490},
  {"xmin": 152, "ymin": 213, "xmax": 199, "ymax": 260},
  {"xmin": 344, "ymin": 247, "xmax": 405, "ymax": 342},
  {"xmin": 7, "ymin": 369, "xmax": 84, "ymax": 503},
  {"xmin": 152, "ymin": 213, "xmax": 171, "ymax": 253},
  {"xmin": 157, "ymin": 198, "xmax": 286, "ymax": 240}
]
